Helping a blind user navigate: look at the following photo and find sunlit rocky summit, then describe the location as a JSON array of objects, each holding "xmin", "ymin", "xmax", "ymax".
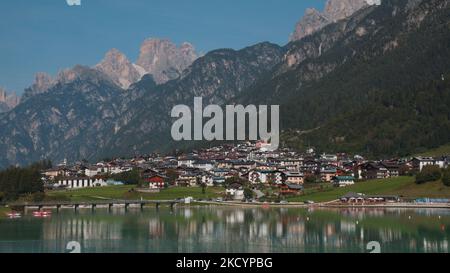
[
  {"xmin": 136, "ymin": 38, "xmax": 198, "ymax": 84},
  {"xmin": 290, "ymin": 0, "xmax": 381, "ymax": 41}
]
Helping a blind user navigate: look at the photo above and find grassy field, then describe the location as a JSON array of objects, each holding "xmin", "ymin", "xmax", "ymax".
[
  {"xmin": 417, "ymin": 143, "xmax": 450, "ymax": 157},
  {"xmin": 46, "ymin": 185, "xmax": 224, "ymax": 202},
  {"xmin": 287, "ymin": 176, "xmax": 450, "ymax": 203}
]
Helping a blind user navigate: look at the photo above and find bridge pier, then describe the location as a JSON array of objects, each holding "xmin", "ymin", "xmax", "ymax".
[
  {"xmin": 56, "ymin": 205, "xmax": 61, "ymax": 213},
  {"xmin": 125, "ymin": 203, "xmax": 129, "ymax": 211},
  {"xmin": 74, "ymin": 204, "xmax": 79, "ymax": 212},
  {"xmin": 91, "ymin": 204, "xmax": 96, "ymax": 212}
]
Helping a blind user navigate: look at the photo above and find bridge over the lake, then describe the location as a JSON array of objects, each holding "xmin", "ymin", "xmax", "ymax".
[{"xmin": 9, "ymin": 199, "xmax": 185, "ymax": 212}]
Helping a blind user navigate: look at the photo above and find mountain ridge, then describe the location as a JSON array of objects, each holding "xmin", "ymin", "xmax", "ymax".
[{"xmin": 0, "ymin": 0, "xmax": 449, "ymax": 167}]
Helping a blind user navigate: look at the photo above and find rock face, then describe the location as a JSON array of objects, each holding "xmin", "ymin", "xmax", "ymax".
[
  {"xmin": 5, "ymin": 92, "xmax": 19, "ymax": 109},
  {"xmin": 95, "ymin": 49, "xmax": 143, "ymax": 89},
  {"xmin": 0, "ymin": 87, "xmax": 20, "ymax": 113},
  {"xmin": 325, "ymin": 0, "xmax": 371, "ymax": 22},
  {"xmin": 21, "ymin": 72, "xmax": 55, "ymax": 103},
  {"xmin": 290, "ymin": 0, "xmax": 379, "ymax": 41},
  {"xmin": 136, "ymin": 38, "xmax": 198, "ymax": 84},
  {"xmin": 0, "ymin": 66, "xmax": 123, "ymax": 167},
  {"xmin": 289, "ymin": 8, "xmax": 331, "ymax": 42}
]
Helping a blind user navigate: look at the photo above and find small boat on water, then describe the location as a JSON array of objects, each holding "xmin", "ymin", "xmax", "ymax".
[
  {"xmin": 7, "ymin": 211, "xmax": 22, "ymax": 218},
  {"xmin": 32, "ymin": 211, "xmax": 52, "ymax": 218}
]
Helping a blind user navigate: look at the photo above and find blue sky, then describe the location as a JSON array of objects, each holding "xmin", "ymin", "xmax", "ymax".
[{"xmin": 0, "ymin": 0, "xmax": 326, "ymax": 94}]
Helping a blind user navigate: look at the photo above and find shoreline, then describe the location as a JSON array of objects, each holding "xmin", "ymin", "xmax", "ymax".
[
  {"xmin": 194, "ymin": 201, "xmax": 450, "ymax": 209},
  {"xmin": 4, "ymin": 201, "xmax": 450, "ymax": 215}
]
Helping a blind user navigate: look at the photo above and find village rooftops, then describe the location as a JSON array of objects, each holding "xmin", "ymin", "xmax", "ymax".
[
  {"xmin": 321, "ymin": 168, "xmax": 338, "ymax": 173},
  {"xmin": 194, "ymin": 160, "xmax": 214, "ymax": 165},
  {"xmin": 412, "ymin": 156, "xmax": 435, "ymax": 161},
  {"xmin": 285, "ymin": 172, "xmax": 303, "ymax": 177},
  {"xmin": 333, "ymin": 176, "xmax": 355, "ymax": 181}
]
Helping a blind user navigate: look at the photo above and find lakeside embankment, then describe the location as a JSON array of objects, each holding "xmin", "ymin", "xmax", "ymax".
[
  {"xmin": 196, "ymin": 200, "xmax": 450, "ymax": 209},
  {"xmin": 3, "ymin": 176, "xmax": 450, "ymax": 217},
  {"xmin": 4, "ymin": 201, "xmax": 450, "ymax": 214}
]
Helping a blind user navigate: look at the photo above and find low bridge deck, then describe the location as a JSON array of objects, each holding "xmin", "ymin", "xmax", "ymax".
[{"xmin": 9, "ymin": 199, "xmax": 185, "ymax": 211}]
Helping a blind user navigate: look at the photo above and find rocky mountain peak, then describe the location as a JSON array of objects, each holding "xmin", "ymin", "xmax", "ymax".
[
  {"xmin": 33, "ymin": 72, "xmax": 54, "ymax": 92},
  {"xmin": 22, "ymin": 66, "xmax": 114, "ymax": 103},
  {"xmin": 56, "ymin": 65, "xmax": 117, "ymax": 87},
  {"xmin": 136, "ymin": 38, "xmax": 198, "ymax": 84},
  {"xmin": 0, "ymin": 87, "xmax": 6, "ymax": 102},
  {"xmin": 95, "ymin": 48, "xmax": 143, "ymax": 89},
  {"xmin": 289, "ymin": 8, "xmax": 330, "ymax": 42},
  {"xmin": 325, "ymin": 0, "xmax": 370, "ymax": 22},
  {"xmin": 0, "ymin": 87, "xmax": 20, "ymax": 113},
  {"xmin": 290, "ymin": 0, "xmax": 380, "ymax": 42},
  {"xmin": 21, "ymin": 72, "xmax": 55, "ymax": 103}
]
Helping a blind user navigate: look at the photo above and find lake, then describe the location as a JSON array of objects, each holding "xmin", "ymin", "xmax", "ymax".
[{"xmin": 0, "ymin": 206, "xmax": 449, "ymax": 253}]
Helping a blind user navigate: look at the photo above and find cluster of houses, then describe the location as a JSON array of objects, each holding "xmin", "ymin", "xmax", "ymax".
[{"xmin": 41, "ymin": 142, "xmax": 450, "ymax": 200}]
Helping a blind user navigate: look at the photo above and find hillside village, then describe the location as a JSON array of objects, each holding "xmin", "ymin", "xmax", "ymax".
[{"xmin": 41, "ymin": 142, "xmax": 450, "ymax": 201}]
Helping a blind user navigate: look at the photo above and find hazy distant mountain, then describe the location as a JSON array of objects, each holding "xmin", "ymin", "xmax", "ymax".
[
  {"xmin": 136, "ymin": 38, "xmax": 198, "ymax": 84},
  {"xmin": 20, "ymin": 38, "xmax": 198, "ymax": 105},
  {"xmin": 95, "ymin": 48, "xmax": 143, "ymax": 89},
  {"xmin": 94, "ymin": 39, "xmax": 198, "ymax": 88}
]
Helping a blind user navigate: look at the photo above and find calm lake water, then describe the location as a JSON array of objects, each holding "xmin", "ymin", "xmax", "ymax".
[{"xmin": 0, "ymin": 206, "xmax": 449, "ymax": 253}]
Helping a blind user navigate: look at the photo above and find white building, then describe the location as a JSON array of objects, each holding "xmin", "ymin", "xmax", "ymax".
[
  {"xmin": 57, "ymin": 177, "xmax": 107, "ymax": 189},
  {"xmin": 411, "ymin": 157, "xmax": 444, "ymax": 171},
  {"xmin": 85, "ymin": 167, "xmax": 99, "ymax": 177},
  {"xmin": 226, "ymin": 188, "xmax": 245, "ymax": 200},
  {"xmin": 332, "ymin": 176, "xmax": 355, "ymax": 187},
  {"xmin": 177, "ymin": 157, "xmax": 195, "ymax": 168},
  {"xmin": 193, "ymin": 160, "xmax": 214, "ymax": 171}
]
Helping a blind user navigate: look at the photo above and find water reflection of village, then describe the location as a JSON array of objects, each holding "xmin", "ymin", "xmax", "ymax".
[{"xmin": 39, "ymin": 208, "xmax": 450, "ymax": 253}]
